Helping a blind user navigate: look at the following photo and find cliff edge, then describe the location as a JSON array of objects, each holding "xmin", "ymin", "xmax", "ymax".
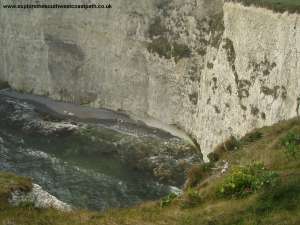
[{"xmin": 1, "ymin": 0, "xmax": 299, "ymax": 159}]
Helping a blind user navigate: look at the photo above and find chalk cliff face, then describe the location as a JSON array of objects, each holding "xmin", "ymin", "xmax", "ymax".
[{"xmin": 1, "ymin": 0, "xmax": 300, "ymax": 159}]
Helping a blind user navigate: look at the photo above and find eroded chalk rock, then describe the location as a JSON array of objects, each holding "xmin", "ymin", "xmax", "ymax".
[{"xmin": 9, "ymin": 183, "xmax": 72, "ymax": 211}]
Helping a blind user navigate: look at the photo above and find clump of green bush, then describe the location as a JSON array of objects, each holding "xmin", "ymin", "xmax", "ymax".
[
  {"xmin": 281, "ymin": 132, "xmax": 300, "ymax": 158},
  {"xmin": 185, "ymin": 163, "xmax": 213, "ymax": 188},
  {"xmin": 180, "ymin": 188, "xmax": 202, "ymax": 209},
  {"xmin": 160, "ymin": 192, "xmax": 178, "ymax": 208},
  {"xmin": 207, "ymin": 152, "xmax": 220, "ymax": 162},
  {"xmin": 241, "ymin": 131, "xmax": 263, "ymax": 144},
  {"xmin": 214, "ymin": 136, "xmax": 241, "ymax": 153},
  {"xmin": 207, "ymin": 136, "xmax": 241, "ymax": 163},
  {"xmin": 217, "ymin": 163, "xmax": 279, "ymax": 198},
  {"xmin": 253, "ymin": 177, "xmax": 300, "ymax": 215},
  {"xmin": 208, "ymin": 132, "xmax": 263, "ymax": 163}
]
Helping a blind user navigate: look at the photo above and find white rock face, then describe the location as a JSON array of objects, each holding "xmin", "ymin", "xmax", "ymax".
[
  {"xmin": 0, "ymin": 0, "xmax": 299, "ymax": 159},
  {"xmin": 9, "ymin": 184, "xmax": 72, "ymax": 211}
]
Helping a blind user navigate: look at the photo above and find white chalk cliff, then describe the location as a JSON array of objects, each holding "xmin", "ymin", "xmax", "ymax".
[{"xmin": 1, "ymin": 0, "xmax": 299, "ymax": 159}]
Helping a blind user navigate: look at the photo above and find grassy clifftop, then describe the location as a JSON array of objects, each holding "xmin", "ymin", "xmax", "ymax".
[
  {"xmin": 1, "ymin": 118, "xmax": 300, "ymax": 225},
  {"xmin": 226, "ymin": 0, "xmax": 300, "ymax": 13}
]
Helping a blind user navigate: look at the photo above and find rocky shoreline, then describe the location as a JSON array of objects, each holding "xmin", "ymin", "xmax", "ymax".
[
  {"xmin": 9, "ymin": 183, "xmax": 72, "ymax": 212},
  {"xmin": 0, "ymin": 91, "xmax": 203, "ymax": 210}
]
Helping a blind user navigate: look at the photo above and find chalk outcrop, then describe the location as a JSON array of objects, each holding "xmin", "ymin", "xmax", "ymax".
[{"xmin": 1, "ymin": 0, "xmax": 300, "ymax": 159}]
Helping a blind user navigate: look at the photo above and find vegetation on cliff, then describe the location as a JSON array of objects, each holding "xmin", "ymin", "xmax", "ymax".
[
  {"xmin": 226, "ymin": 0, "xmax": 300, "ymax": 13},
  {"xmin": 0, "ymin": 81, "xmax": 10, "ymax": 90},
  {"xmin": 1, "ymin": 118, "xmax": 300, "ymax": 224}
]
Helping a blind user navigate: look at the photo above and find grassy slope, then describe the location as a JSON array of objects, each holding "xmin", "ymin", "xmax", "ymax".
[
  {"xmin": 1, "ymin": 118, "xmax": 300, "ymax": 225},
  {"xmin": 0, "ymin": 172, "xmax": 32, "ymax": 209},
  {"xmin": 226, "ymin": 0, "xmax": 300, "ymax": 13}
]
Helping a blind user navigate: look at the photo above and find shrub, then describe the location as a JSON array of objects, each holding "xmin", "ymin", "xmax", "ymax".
[
  {"xmin": 213, "ymin": 132, "xmax": 262, "ymax": 158},
  {"xmin": 180, "ymin": 188, "xmax": 202, "ymax": 209},
  {"xmin": 253, "ymin": 177, "xmax": 300, "ymax": 215},
  {"xmin": 214, "ymin": 136, "xmax": 241, "ymax": 154},
  {"xmin": 209, "ymin": 136, "xmax": 242, "ymax": 162},
  {"xmin": 281, "ymin": 132, "xmax": 300, "ymax": 159},
  {"xmin": 207, "ymin": 152, "xmax": 220, "ymax": 162},
  {"xmin": 185, "ymin": 163, "xmax": 213, "ymax": 189},
  {"xmin": 241, "ymin": 131, "xmax": 263, "ymax": 144},
  {"xmin": 217, "ymin": 163, "xmax": 279, "ymax": 198},
  {"xmin": 160, "ymin": 192, "xmax": 178, "ymax": 208},
  {"xmin": 226, "ymin": 136, "xmax": 242, "ymax": 151}
]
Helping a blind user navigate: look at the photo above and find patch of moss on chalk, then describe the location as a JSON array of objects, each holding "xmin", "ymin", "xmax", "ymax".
[
  {"xmin": 147, "ymin": 38, "xmax": 191, "ymax": 63},
  {"xmin": 188, "ymin": 92, "xmax": 198, "ymax": 105},
  {"xmin": 222, "ymin": 38, "xmax": 236, "ymax": 66},
  {"xmin": 214, "ymin": 105, "xmax": 221, "ymax": 114},
  {"xmin": 251, "ymin": 105, "xmax": 260, "ymax": 116},
  {"xmin": 249, "ymin": 56, "xmax": 277, "ymax": 78},
  {"xmin": 148, "ymin": 17, "xmax": 168, "ymax": 38},
  {"xmin": 209, "ymin": 12, "xmax": 225, "ymax": 49},
  {"xmin": 172, "ymin": 42, "xmax": 192, "ymax": 62},
  {"xmin": 261, "ymin": 85, "xmax": 280, "ymax": 99},
  {"xmin": 147, "ymin": 37, "xmax": 172, "ymax": 59}
]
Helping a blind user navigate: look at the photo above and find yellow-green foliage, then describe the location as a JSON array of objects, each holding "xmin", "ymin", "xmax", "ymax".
[
  {"xmin": 160, "ymin": 193, "xmax": 178, "ymax": 208},
  {"xmin": 217, "ymin": 162, "xmax": 279, "ymax": 198}
]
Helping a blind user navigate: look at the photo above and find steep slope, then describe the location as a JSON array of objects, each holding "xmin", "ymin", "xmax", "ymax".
[
  {"xmin": 1, "ymin": 0, "xmax": 300, "ymax": 159},
  {"xmin": 1, "ymin": 117, "xmax": 300, "ymax": 225}
]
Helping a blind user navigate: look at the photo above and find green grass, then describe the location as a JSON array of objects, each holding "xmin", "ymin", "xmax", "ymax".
[
  {"xmin": 1, "ymin": 118, "xmax": 300, "ymax": 224},
  {"xmin": 226, "ymin": 0, "xmax": 300, "ymax": 13},
  {"xmin": 0, "ymin": 172, "xmax": 32, "ymax": 209},
  {"xmin": 281, "ymin": 131, "xmax": 300, "ymax": 158}
]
